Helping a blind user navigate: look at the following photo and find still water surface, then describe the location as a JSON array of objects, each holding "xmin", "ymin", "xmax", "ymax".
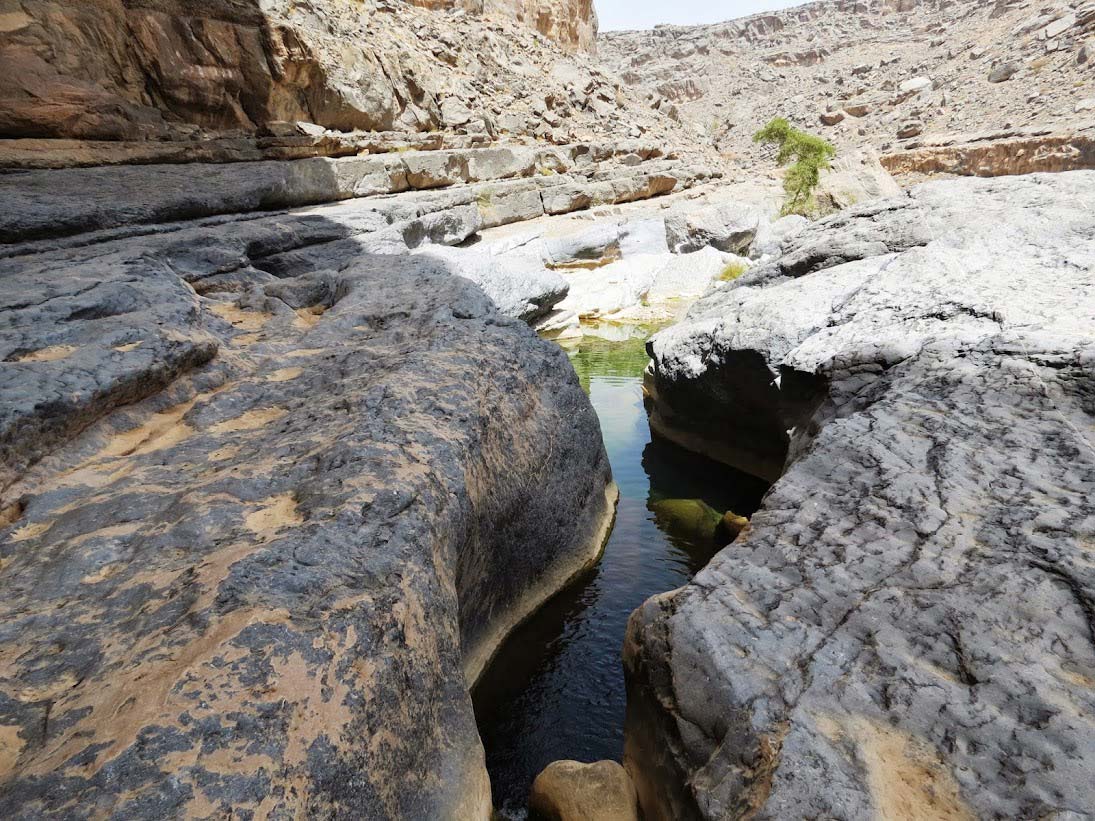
[{"xmin": 473, "ymin": 335, "xmax": 769, "ymax": 816}]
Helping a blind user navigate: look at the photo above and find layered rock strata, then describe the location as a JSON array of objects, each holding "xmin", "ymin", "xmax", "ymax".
[
  {"xmin": 0, "ymin": 131, "xmax": 459, "ymax": 171},
  {"xmin": 881, "ymin": 129, "xmax": 1095, "ymax": 178},
  {"xmin": 628, "ymin": 171, "xmax": 1095, "ymax": 818},
  {"xmin": 0, "ymin": 0, "xmax": 683, "ymax": 154},
  {"xmin": 0, "ymin": 141, "xmax": 711, "ymax": 247}
]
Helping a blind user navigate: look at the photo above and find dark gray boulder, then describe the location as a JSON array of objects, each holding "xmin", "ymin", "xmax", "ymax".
[
  {"xmin": 629, "ymin": 171, "xmax": 1095, "ymax": 820},
  {"xmin": 0, "ymin": 225, "xmax": 615, "ymax": 818},
  {"xmin": 0, "ymin": 156, "xmax": 409, "ymax": 244}
]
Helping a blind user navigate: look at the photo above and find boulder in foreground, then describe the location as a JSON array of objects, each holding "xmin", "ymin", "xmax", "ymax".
[
  {"xmin": 529, "ymin": 760, "xmax": 639, "ymax": 821},
  {"xmin": 0, "ymin": 233, "xmax": 616, "ymax": 818}
]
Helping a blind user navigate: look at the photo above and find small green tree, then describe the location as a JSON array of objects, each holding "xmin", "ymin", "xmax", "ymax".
[{"xmin": 753, "ymin": 117, "xmax": 836, "ymax": 216}]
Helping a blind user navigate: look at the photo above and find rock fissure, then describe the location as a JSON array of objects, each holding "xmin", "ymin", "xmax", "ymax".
[{"xmin": 4, "ymin": 1, "xmax": 1095, "ymax": 817}]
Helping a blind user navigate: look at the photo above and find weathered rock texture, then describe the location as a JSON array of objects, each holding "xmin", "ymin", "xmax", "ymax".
[
  {"xmin": 815, "ymin": 148, "xmax": 903, "ymax": 210},
  {"xmin": 437, "ymin": 181, "xmax": 780, "ymax": 343},
  {"xmin": 529, "ymin": 759, "xmax": 639, "ymax": 821},
  {"xmin": 601, "ymin": 0, "xmax": 1095, "ymax": 177},
  {"xmin": 629, "ymin": 171, "xmax": 1095, "ymax": 819},
  {"xmin": 0, "ymin": 0, "xmax": 691, "ymax": 156},
  {"xmin": 881, "ymin": 129, "xmax": 1095, "ymax": 178},
  {"xmin": 408, "ymin": 0, "xmax": 599, "ymax": 52},
  {"xmin": 498, "ymin": 0, "xmax": 597, "ymax": 52},
  {"xmin": 0, "ymin": 138, "xmax": 629, "ymax": 816},
  {"xmin": 0, "ymin": 142, "xmax": 711, "ymax": 247}
]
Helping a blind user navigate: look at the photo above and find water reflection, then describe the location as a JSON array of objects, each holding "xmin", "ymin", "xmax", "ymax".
[{"xmin": 473, "ymin": 335, "xmax": 769, "ymax": 817}]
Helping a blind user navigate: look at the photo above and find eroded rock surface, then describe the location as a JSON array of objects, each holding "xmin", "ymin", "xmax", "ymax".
[
  {"xmin": 815, "ymin": 148, "xmax": 903, "ymax": 211},
  {"xmin": 665, "ymin": 204, "xmax": 760, "ymax": 256},
  {"xmin": 0, "ymin": 0, "xmax": 696, "ymax": 157},
  {"xmin": 0, "ymin": 143, "xmax": 707, "ymax": 246},
  {"xmin": 602, "ymin": 0, "xmax": 1095, "ymax": 177},
  {"xmin": 529, "ymin": 759, "xmax": 639, "ymax": 821},
  {"xmin": 0, "ymin": 184, "xmax": 618, "ymax": 816},
  {"xmin": 455, "ymin": 0, "xmax": 599, "ymax": 53},
  {"xmin": 629, "ymin": 171, "xmax": 1095, "ymax": 819},
  {"xmin": 882, "ymin": 129, "xmax": 1095, "ymax": 178}
]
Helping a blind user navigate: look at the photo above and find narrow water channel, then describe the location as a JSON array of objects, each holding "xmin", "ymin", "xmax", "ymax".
[{"xmin": 473, "ymin": 334, "xmax": 770, "ymax": 817}]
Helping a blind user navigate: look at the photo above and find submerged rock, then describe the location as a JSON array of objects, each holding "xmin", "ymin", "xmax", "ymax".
[
  {"xmin": 629, "ymin": 171, "xmax": 1095, "ymax": 819},
  {"xmin": 647, "ymin": 498, "xmax": 720, "ymax": 544},
  {"xmin": 648, "ymin": 499, "xmax": 749, "ymax": 547},
  {"xmin": 529, "ymin": 760, "xmax": 639, "ymax": 821},
  {"xmin": 0, "ymin": 234, "xmax": 616, "ymax": 816},
  {"xmin": 718, "ymin": 511, "xmax": 749, "ymax": 543}
]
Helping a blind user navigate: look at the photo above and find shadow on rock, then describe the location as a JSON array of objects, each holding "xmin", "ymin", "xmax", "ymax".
[{"xmin": 0, "ymin": 207, "xmax": 616, "ymax": 819}]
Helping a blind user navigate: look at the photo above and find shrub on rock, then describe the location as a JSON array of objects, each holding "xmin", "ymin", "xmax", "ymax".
[{"xmin": 753, "ymin": 117, "xmax": 837, "ymax": 216}]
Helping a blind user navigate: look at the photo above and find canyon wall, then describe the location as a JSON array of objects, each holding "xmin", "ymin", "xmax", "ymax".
[
  {"xmin": 0, "ymin": 0, "xmax": 600, "ymax": 142},
  {"xmin": 0, "ymin": 107, "xmax": 719, "ymax": 814},
  {"xmin": 408, "ymin": 0, "xmax": 598, "ymax": 52},
  {"xmin": 489, "ymin": 0, "xmax": 597, "ymax": 53},
  {"xmin": 601, "ymin": 0, "xmax": 1095, "ymax": 175},
  {"xmin": 0, "ymin": 143, "xmax": 646, "ymax": 818}
]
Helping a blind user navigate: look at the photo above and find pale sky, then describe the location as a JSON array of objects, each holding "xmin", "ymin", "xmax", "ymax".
[{"xmin": 597, "ymin": 0, "xmax": 809, "ymax": 31}]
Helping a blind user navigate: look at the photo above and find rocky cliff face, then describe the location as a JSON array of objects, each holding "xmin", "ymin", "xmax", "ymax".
[
  {"xmin": 491, "ymin": 0, "xmax": 597, "ymax": 53},
  {"xmin": 4, "ymin": 0, "xmax": 1093, "ymax": 816},
  {"xmin": 629, "ymin": 171, "xmax": 1095, "ymax": 819},
  {"xmin": 0, "ymin": 0, "xmax": 634, "ymax": 147},
  {"xmin": 601, "ymin": 0, "xmax": 1095, "ymax": 176},
  {"xmin": 409, "ymin": 0, "xmax": 598, "ymax": 52}
]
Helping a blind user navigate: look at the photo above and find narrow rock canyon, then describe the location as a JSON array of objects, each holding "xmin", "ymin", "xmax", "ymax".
[{"xmin": 1, "ymin": 0, "xmax": 1093, "ymax": 819}]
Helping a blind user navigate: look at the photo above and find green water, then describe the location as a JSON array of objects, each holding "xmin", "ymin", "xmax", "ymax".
[{"xmin": 473, "ymin": 334, "xmax": 769, "ymax": 817}]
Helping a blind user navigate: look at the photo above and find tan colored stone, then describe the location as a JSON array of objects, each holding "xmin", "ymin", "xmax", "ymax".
[
  {"xmin": 881, "ymin": 133, "xmax": 1095, "ymax": 177},
  {"xmin": 0, "ymin": 0, "xmax": 613, "ymax": 146},
  {"xmin": 529, "ymin": 760, "xmax": 639, "ymax": 821},
  {"xmin": 407, "ymin": 0, "xmax": 597, "ymax": 51}
]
